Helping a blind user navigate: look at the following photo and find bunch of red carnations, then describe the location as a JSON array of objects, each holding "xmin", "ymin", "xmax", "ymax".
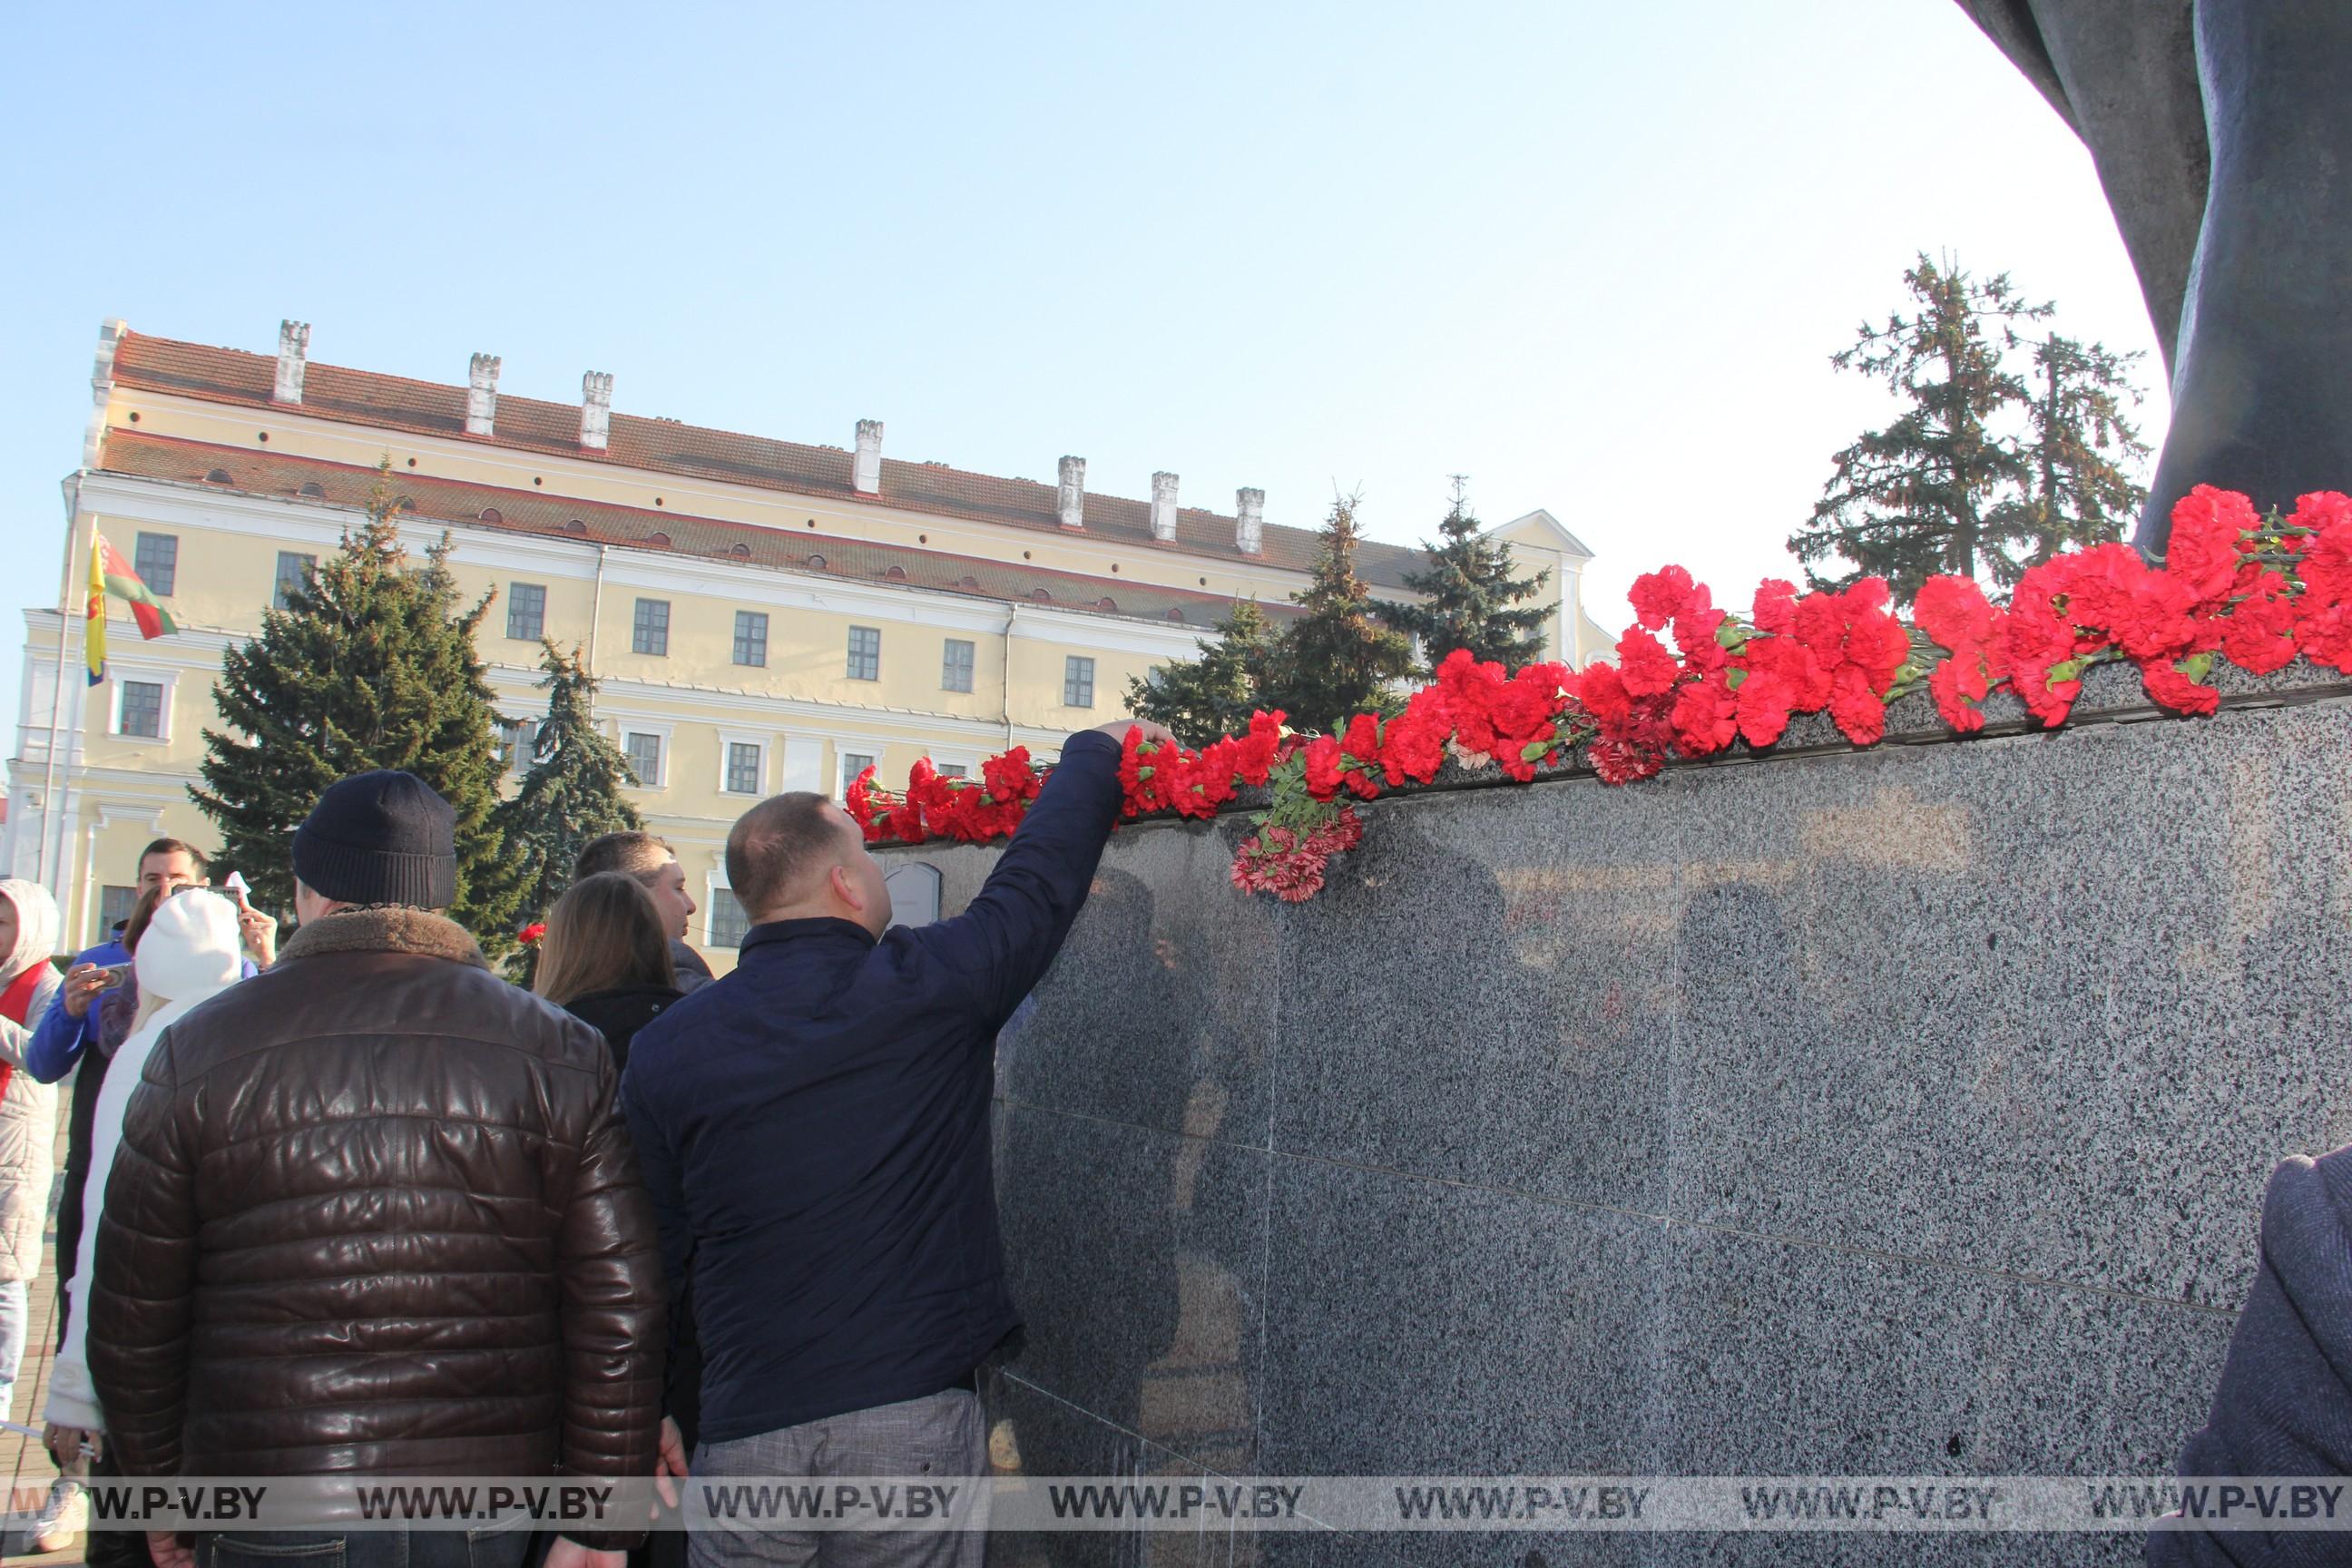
[{"xmin": 848, "ymin": 485, "xmax": 2352, "ymax": 903}]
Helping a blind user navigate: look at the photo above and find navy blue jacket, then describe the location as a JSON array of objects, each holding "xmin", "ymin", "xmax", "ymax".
[
  {"xmin": 621, "ymin": 729, "xmax": 1122, "ymax": 1443},
  {"xmin": 2150, "ymin": 1143, "xmax": 2352, "ymax": 1567}
]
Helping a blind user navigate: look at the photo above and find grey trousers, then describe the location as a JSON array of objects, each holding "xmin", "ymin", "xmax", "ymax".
[{"xmin": 690, "ymin": 1389, "xmax": 987, "ymax": 1568}]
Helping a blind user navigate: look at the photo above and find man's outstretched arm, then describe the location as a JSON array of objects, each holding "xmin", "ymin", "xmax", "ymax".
[{"xmin": 916, "ymin": 718, "xmax": 1170, "ymax": 1027}]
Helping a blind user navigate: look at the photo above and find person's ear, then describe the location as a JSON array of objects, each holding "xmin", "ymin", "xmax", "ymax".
[{"xmin": 830, "ymin": 862, "xmax": 866, "ymax": 914}]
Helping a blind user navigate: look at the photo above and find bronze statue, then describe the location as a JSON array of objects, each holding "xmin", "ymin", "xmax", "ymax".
[{"xmin": 1956, "ymin": 1, "xmax": 2352, "ymax": 554}]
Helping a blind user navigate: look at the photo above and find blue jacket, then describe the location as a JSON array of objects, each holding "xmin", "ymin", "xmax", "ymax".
[
  {"xmin": 26, "ymin": 940, "xmax": 126, "ymax": 1083},
  {"xmin": 622, "ymin": 729, "xmax": 1122, "ymax": 1443}
]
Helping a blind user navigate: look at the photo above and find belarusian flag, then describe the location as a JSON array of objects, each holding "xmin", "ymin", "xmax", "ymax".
[{"xmin": 86, "ymin": 532, "xmax": 178, "ymax": 686}]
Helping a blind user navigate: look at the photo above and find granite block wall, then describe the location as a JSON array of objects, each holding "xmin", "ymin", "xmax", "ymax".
[{"xmin": 887, "ymin": 664, "xmax": 2352, "ymax": 1567}]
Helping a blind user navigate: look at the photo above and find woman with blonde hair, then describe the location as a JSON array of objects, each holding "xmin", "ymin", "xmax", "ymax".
[
  {"xmin": 43, "ymin": 890, "xmax": 244, "ymax": 1457},
  {"xmin": 534, "ymin": 871, "xmax": 681, "ymax": 1074}
]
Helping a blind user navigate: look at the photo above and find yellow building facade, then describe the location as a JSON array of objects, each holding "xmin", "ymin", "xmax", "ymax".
[{"xmin": 8, "ymin": 318, "xmax": 1616, "ymax": 966}]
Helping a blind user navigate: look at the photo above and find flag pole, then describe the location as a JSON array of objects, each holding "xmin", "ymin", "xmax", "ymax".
[{"xmin": 37, "ymin": 477, "xmax": 83, "ymax": 897}]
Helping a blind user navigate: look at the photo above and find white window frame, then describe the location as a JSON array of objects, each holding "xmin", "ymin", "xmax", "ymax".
[
  {"xmin": 837, "ymin": 742, "xmax": 880, "ymax": 802},
  {"xmin": 927, "ymin": 750, "xmax": 978, "ymax": 782},
  {"xmin": 498, "ymin": 712, "xmax": 544, "ymax": 779},
  {"xmin": 507, "ymin": 582, "xmax": 548, "ymax": 642},
  {"xmin": 107, "ymin": 664, "xmax": 180, "ymax": 742},
  {"xmin": 731, "ymin": 609, "xmax": 770, "ymax": 669},
  {"xmin": 702, "ymin": 874, "xmax": 751, "ymax": 950},
  {"xmin": 1063, "ymin": 654, "xmax": 1097, "ymax": 709},
  {"xmin": 717, "ymin": 730, "xmax": 771, "ymax": 797},
  {"xmin": 940, "ymin": 637, "xmax": 976, "ymax": 693},
  {"xmin": 615, "ymin": 719, "xmax": 674, "ymax": 792}
]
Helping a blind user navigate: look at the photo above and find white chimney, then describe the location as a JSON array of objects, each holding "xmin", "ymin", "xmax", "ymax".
[
  {"xmin": 466, "ymin": 353, "xmax": 501, "ymax": 436},
  {"xmin": 272, "ymin": 319, "xmax": 310, "ymax": 405},
  {"xmin": 853, "ymin": 419, "xmax": 884, "ymax": 494},
  {"xmin": 580, "ymin": 371, "xmax": 613, "ymax": 450},
  {"xmin": 1150, "ymin": 472, "xmax": 1179, "ymax": 541},
  {"xmin": 1236, "ymin": 487, "xmax": 1265, "ymax": 555},
  {"xmin": 1057, "ymin": 456, "xmax": 1086, "ymax": 530},
  {"xmin": 84, "ymin": 318, "xmax": 127, "ymax": 467}
]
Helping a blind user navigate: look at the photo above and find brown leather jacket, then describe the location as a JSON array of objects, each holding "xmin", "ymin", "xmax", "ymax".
[{"xmin": 87, "ymin": 907, "xmax": 664, "ymax": 1537}]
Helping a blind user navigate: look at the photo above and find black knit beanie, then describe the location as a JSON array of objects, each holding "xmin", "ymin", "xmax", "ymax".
[{"xmin": 291, "ymin": 770, "xmax": 458, "ymax": 909}]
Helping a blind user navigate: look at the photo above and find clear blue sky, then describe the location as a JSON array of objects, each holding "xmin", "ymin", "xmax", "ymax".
[{"xmin": 0, "ymin": 1, "xmax": 2165, "ymax": 712}]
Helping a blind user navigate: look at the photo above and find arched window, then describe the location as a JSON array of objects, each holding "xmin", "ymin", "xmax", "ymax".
[{"xmin": 478, "ymin": 507, "xmax": 503, "ymax": 524}]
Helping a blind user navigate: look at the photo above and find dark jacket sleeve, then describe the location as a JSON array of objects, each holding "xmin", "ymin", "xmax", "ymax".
[
  {"xmin": 620, "ymin": 1064, "xmax": 694, "ymax": 1340},
  {"xmin": 555, "ymin": 1050, "xmax": 667, "ymax": 1551},
  {"xmin": 86, "ymin": 1036, "xmax": 200, "ymax": 1477},
  {"xmin": 911, "ymin": 729, "xmax": 1124, "ymax": 1027},
  {"xmin": 2148, "ymin": 1148, "xmax": 2352, "ymax": 1567}
]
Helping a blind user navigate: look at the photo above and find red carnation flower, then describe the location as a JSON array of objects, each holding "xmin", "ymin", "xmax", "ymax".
[
  {"xmin": 1752, "ymin": 578, "xmax": 1799, "ymax": 636},
  {"xmin": 1616, "ymin": 627, "xmax": 1681, "ymax": 698},
  {"xmin": 1733, "ymin": 667, "xmax": 1797, "ymax": 748},
  {"xmin": 1629, "ymin": 564, "xmax": 1698, "ymax": 631},
  {"xmin": 2164, "ymin": 485, "xmax": 2257, "ymax": 606},
  {"xmin": 1670, "ymin": 671, "xmax": 1739, "ymax": 757},
  {"xmin": 518, "ymin": 922, "xmax": 546, "ymax": 945}
]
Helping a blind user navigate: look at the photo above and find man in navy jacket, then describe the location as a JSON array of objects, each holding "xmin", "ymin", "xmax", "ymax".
[{"xmin": 622, "ymin": 717, "xmax": 1168, "ymax": 1567}]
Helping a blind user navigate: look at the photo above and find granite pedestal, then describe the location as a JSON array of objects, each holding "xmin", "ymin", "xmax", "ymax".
[{"xmin": 886, "ymin": 662, "xmax": 2352, "ymax": 1565}]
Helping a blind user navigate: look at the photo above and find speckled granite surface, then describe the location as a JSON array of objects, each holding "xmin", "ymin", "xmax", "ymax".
[{"xmin": 888, "ymin": 666, "xmax": 2352, "ymax": 1566}]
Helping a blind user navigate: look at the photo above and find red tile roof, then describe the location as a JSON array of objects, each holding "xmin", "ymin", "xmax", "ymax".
[
  {"xmin": 97, "ymin": 432, "xmax": 1298, "ymax": 629},
  {"xmin": 109, "ymin": 332, "xmax": 1433, "ymax": 590}
]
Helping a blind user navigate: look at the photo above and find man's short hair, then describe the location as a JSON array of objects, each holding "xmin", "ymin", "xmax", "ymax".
[
  {"xmin": 575, "ymin": 830, "xmax": 674, "ymax": 885},
  {"xmin": 726, "ymin": 794, "xmax": 848, "ymax": 916},
  {"xmin": 140, "ymin": 837, "xmax": 207, "ymax": 875}
]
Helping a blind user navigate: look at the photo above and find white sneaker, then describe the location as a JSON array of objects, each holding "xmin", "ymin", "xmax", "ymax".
[{"xmin": 30, "ymin": 1484, "xmax": 84, "ymax": 1553}]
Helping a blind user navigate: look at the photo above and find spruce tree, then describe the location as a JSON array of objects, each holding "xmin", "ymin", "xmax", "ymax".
[
  {"xmin": 494, "ymin": 640, "xmax": 644, "ymax": 925},
  {"xmin": 1790, "ymin": 254, "xmax": 2148, "ymax": 604},
  {"xmin": 2012, "ymin": 333, "xmax": 2150, "ymax": 563},
  {"xmin": 1124, "ymin": 598, "xmax": 1279, "ymax": 747},
  {"xmin": 1377, "ymin": 479, "xmax": 1552, "ymax": 673},
  {"xmin": 1262, "ymin": 493, "xmax": 1415, "ymax": 729},
  {"xmin": 193, "ymin": 466, "xmax": 524, "ymax": 954}
]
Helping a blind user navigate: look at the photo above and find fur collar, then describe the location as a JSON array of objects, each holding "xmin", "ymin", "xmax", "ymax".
[{"xmin": 278, "ymin": 906, "xmax": 487, "ymax": 969}]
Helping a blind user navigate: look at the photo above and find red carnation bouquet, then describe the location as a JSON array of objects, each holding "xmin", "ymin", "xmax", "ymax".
[{"xmin": 845, "ymin": 486, "xmax": 2352, "ymax": 903}]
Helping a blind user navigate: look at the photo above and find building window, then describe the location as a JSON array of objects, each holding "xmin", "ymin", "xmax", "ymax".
[
  {"xmin": 1063, "ymin": 655, "xmax": 1096, "ymax": 708},
  {"xmin": 134, "ymin": 533, "xmax": 178, "ymax": 597},
  {"xmin": 937, "ymin": 763, "xmax": 968, "ymax": 779},
  {"xmin": 632, "ymin": 598, "xmax": 671, "ymax": 656},
  {"xmin": 708, "ymin": 887, "xmax": 750, "ymax": 949},
  {"xmin": 840, "ymin": 750, "xmax": 876, "ymax": 797},
  {"xmin": 118, "ymin": 679, "xmax": 164, "ymax": 739},
  {"xmin": 733, "ymin": 611, "xmax": 769, "ymax": 668},
  {"xmin": 624, "ymin": 731, "xmax": 664, "ymax": 789},
  {"xmin": 941, "ymin": 639, "xmax": 975, "ymax": 693},
  {"xmin": 725, "ymin": 740, "xmax": 763, "ymax": 795},
  {"xmin": 508, "ymin": 583, "xmax": 546, "ymax": 641},
  {"xmin": 847, "ymin": 626, "xmax": 880, "ymax": 681},
  {"xmin": 97, "ymin": 884, "xmax": 137, "ymax": 944},
  {"xmin": 499, "ymin": 718, "xmax": 542, "ymax": 775},
  {"xmin": 273, "ymin": 552, "xmax": 316, "ymax": 612}
]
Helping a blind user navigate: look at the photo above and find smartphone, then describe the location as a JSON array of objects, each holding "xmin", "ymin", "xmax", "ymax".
[{"xmin": 93, "ymin": 964, "xmax": 130, "ymax": 991}]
